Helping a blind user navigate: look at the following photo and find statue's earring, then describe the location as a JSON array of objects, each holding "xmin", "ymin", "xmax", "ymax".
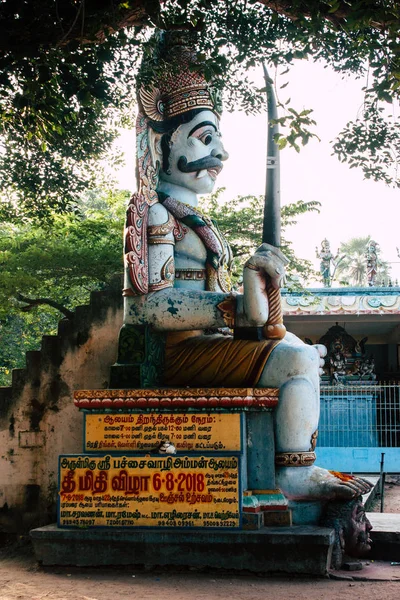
[
  {"xmin": 154, "ymin": 160, "xmax": 160, "ymax": 180},
  {"xmin": 161, "ymin": 133, "xmax": 172, "ymax": 175},
  {"xmin": 155, "ymin": 137, "xmax": 162, "ymax": 155}
]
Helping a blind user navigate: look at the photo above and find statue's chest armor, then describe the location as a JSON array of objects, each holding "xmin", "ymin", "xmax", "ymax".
[
  {"xmin": 175, "ymin": 228, "xmax": 207, "ymax": 269},
  {"xmin": 173, "ymin": 224, "xmax": 233, "ymax": 293}
]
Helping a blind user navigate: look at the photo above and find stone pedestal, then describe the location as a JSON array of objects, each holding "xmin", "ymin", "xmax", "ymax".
[
  {"xmin": 30, "ymin": 387, "xmax": 335, "ymax": 573},
  {"xmin": 31, "ymin": 523, "xmax": 335, "ymax": 575}
]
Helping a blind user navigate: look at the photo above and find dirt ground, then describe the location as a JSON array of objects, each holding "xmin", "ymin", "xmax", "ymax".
[
  {"xmin": 370, "ymin": 475, "xmax": 400, "ymax": 514},
  {"xmin": 1, "ymin": 479, "xmax": 400, "ymax": 600},
  {"xmin": 1, "ymin": 545, "xmax": 400, "ymax": 600}
]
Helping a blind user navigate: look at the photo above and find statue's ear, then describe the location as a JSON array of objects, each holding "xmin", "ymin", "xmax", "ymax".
[{"xmin": 147, "ymin": 129, "xmax": 163, "ymax": 171}]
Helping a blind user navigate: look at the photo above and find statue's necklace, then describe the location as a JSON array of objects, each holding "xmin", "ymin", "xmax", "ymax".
[{"xmin": 181, "ymin": 202, "xmax": 213, "ymax": 228}]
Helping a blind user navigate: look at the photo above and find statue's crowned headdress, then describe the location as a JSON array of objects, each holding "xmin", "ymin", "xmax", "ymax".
[{"xmin": 138, "ymin": 31, "xmax": 222, "ymax": 123}]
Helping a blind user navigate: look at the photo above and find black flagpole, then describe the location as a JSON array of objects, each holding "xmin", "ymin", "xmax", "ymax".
[
  {"xmin": 262, "ymin": 64, "xmax": 281, "ymax": 248},
  {"xmin": 260, "ymin": 64, "xmax": 287, "ymax": 339},
  {"xmin": 235, "ymin": 64, "xmax": 286, "ymax": 341}
]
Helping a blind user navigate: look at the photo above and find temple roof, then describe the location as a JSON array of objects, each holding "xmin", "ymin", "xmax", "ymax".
[
  {"xmin": 281, "ymin": 287, "xmax": 400, "ymax": 340},
  {"xmin": 282, "ymin": 287, "xmax": 400, "ymax": 316}
]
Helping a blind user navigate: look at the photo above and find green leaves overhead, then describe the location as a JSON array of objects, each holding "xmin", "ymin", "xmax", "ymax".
[
  {"xmin": 0, "ymin": 27, "xmax": 141, "ymax": 221},
  {"xmin": 273, "ymin": 108, "xmax": 319, "ymax": 153},
  {"xmin": 1, "ymin": 0, "xmax": 400, "ymax": 216},
  {"xmin": 333, "ymin": 97, "xmax": 400, "ymax": 186}
]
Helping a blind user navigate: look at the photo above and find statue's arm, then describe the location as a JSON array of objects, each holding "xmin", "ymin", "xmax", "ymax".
[
  {"xmin": 124, "ymin": 203, "xmax": 234, "ymax": 331},
  {"xmin": 126, "ymin": 288, "xmax": 234, "ymax": 331},
  {"xmin": 125, "ymin": 208, "xmax": 289, "ymax": 332}
]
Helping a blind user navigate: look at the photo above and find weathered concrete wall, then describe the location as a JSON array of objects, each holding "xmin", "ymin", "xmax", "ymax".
[{"xmin": 0, "ymin": 290, "xmax": 123, "ymax": 533}]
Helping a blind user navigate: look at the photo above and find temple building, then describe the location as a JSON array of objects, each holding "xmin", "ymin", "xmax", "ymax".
[
  {"xmin": 283, "ymin": 285, "xmax": 400, "ymax": 473},
  {"xmin": 283, "ymin": 286, "xmax": 400, "ymax": 383}
]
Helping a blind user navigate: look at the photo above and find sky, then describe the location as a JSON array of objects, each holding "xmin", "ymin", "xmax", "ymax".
[{"xmin": 114, "ymin": 59, "xmax": 400, "ymax": 285}]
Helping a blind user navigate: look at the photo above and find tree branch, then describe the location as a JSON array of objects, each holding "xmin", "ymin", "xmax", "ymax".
[
  {"xmin": 0, "ymin": 0, "xmax": 390, "ymax": 56},
  {"xmin": 0, "ymin": 0, "xmax": 149, "ymax": 54},
  {"xmin": 15, "ymin": 293, "xmax": 74, "ymax": 319}
]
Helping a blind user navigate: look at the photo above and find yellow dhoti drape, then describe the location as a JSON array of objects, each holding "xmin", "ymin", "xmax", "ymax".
[{"xmin": 164, "ymin": 331, "xmax": 280, "ymax": 387}]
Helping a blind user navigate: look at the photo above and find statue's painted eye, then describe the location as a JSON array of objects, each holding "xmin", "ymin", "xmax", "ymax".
[{"xmin": 203, "ymin": 134, "xmax": 212, "ymax": 145}]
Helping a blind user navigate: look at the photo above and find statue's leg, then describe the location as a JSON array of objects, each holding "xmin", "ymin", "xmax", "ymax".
[{"xmin": 258, "ymin": 340, "xmax": 372, "ymax": 501}]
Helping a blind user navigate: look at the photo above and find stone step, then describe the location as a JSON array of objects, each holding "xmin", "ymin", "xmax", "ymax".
[
  {"xmin": 11, "ymin": 368, "xmax": 27, "ymax": 393},
  {"xmin": 25, "ymin": 350, "xmax": 42, "ymax": 376},
  {"xmin": 361, "ymin": 476, "xmax": 400, "ymax": 561},
  {"xmin": 368, "ymin": 512, "xmax": 400, "ymax": 561},
  {"xmin": 30, "ymin": 523, "xmax": 335, "ymax": 575}
]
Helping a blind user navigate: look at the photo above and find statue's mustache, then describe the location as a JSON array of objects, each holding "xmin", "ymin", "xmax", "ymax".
[{"xmin": 177, "ymin": 155, "xmax": 223, "ymax": 173}]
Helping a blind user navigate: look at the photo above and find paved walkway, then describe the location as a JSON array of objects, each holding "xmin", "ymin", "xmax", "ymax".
[
  {"xmin": 368, "ymin": 512, "xmax": 400, "ymax": 532},
  {"xmin": 332, "ymin": 560, "xmax": 400, "ymax": 581}
]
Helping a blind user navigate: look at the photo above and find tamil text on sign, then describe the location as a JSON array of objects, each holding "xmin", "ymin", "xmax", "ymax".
[
  {"xmin": 59, "ymin": 454, "xmax": 241, "ymax": 528},
  {"xmin": 84, "ymin": 413, "xmax": 241, "ymax": 452}
]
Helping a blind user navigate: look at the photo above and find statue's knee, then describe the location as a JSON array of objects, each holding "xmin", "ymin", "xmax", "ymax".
[{"xmin": 286, "ymin": 345, "xmax": 318, "ymax": 376}]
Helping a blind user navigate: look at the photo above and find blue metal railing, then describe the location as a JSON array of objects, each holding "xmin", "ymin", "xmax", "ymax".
[{"xmin": 319, "ymin": 384, "xmax": 400, "ymax": 448}]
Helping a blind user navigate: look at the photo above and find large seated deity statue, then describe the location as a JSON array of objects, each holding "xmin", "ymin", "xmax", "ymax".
[{"xmin": 123, "ymin": 31, "xmax": 372, "ymax": 503}]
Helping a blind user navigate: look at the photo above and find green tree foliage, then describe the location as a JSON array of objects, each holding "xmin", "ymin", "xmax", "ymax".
[
  {"xmin": 0, "ymin": 189, "xmax": 128, "ymax": 385},
  {"xmin": 1, "ymin": 0, "xmax": 400, "ymax": 220},
  {"xmin": 333, "ymin": 97, "xmax": 400, "ymax": 186},
  {"xmin": 0, "ymin": 189, "xmax": 128, "ymax": 318},
  {"xmin": 200, "ymin": 189, "xmax": 320, "ymax": 285},
  {"xmin": 0, "ymin": 186, "xmax": 317, "ymax": 384},
  {"xmin": 335, "ymin": 236, "xmax": 391, "ymax": 287},
  {"xmin": 0, "ymin": 10, "xmax": 141, "ymax": 222},
  {"xmin": 0, "ymin": 311, "xmax": 57, "ymax": 386}
]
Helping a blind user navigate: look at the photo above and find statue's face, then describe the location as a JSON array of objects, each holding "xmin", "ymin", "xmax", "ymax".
[
  {"xmin": 322, "ymin": 240, "xmax": 330, "ymax": 252},
  {"xmin": 159, "ymin": 110, "xmax": 229, "ymax": 194},
  {"xmin": 345, "ymin": 500, "xmax": 373, "ymax": 557}
]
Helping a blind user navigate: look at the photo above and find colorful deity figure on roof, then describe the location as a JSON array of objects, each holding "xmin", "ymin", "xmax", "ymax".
[
  {"xmin": 366, "ymin": 240, "xmax": 378, "ymax": 287},
  {"xmin": 122, "ymin": 31, "xmax": 372, "ymax": 504},
  {"xmin": 316, "ymin": 238, "xmax": 338, "ymax": 288}
]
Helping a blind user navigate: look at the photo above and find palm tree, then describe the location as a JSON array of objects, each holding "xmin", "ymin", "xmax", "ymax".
[{"xmin": 335, "ymin": 236, "xmax": 391, "ymax": 287}]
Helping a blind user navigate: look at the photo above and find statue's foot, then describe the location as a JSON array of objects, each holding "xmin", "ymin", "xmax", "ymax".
[{"xmin": 276, "ymin": 465, "xmax": 373, "ymax": 501}]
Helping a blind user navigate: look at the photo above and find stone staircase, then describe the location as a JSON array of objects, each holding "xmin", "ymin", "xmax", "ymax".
[
  {"xmin": 0, "ymin": 288, "xmax": 122, "ymax": 424},
  {"xmin": 0, "ymin": 285, "xmax": 123, "ymax": 533}
]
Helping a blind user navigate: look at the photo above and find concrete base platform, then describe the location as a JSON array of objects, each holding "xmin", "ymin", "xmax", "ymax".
[{"xmin": 30, "ymin": 524, "xmax": 335, "ymax": 575}]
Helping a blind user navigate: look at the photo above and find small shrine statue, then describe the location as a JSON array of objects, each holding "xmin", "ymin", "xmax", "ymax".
[
  {"xmin": 330, "ymin": 348, "xmax": 347, "ymax": 384},
  {"xmin": 356, "ymin": 357, "xmax": 376, "ymax": 381},
  {"xmin": 319, "ymin": 325, "xmax": 376, "ymax": 383},
  {"xmin": 315, "ymin": 239, "xmax": 337, "ymax": 287},
  {"xmin": 366, "ymin": 240, "xmax": 378, "ymax": 287},
  {"xmin": 123, "ymin": 32, "xmax": 371, "ymax": 503}
]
